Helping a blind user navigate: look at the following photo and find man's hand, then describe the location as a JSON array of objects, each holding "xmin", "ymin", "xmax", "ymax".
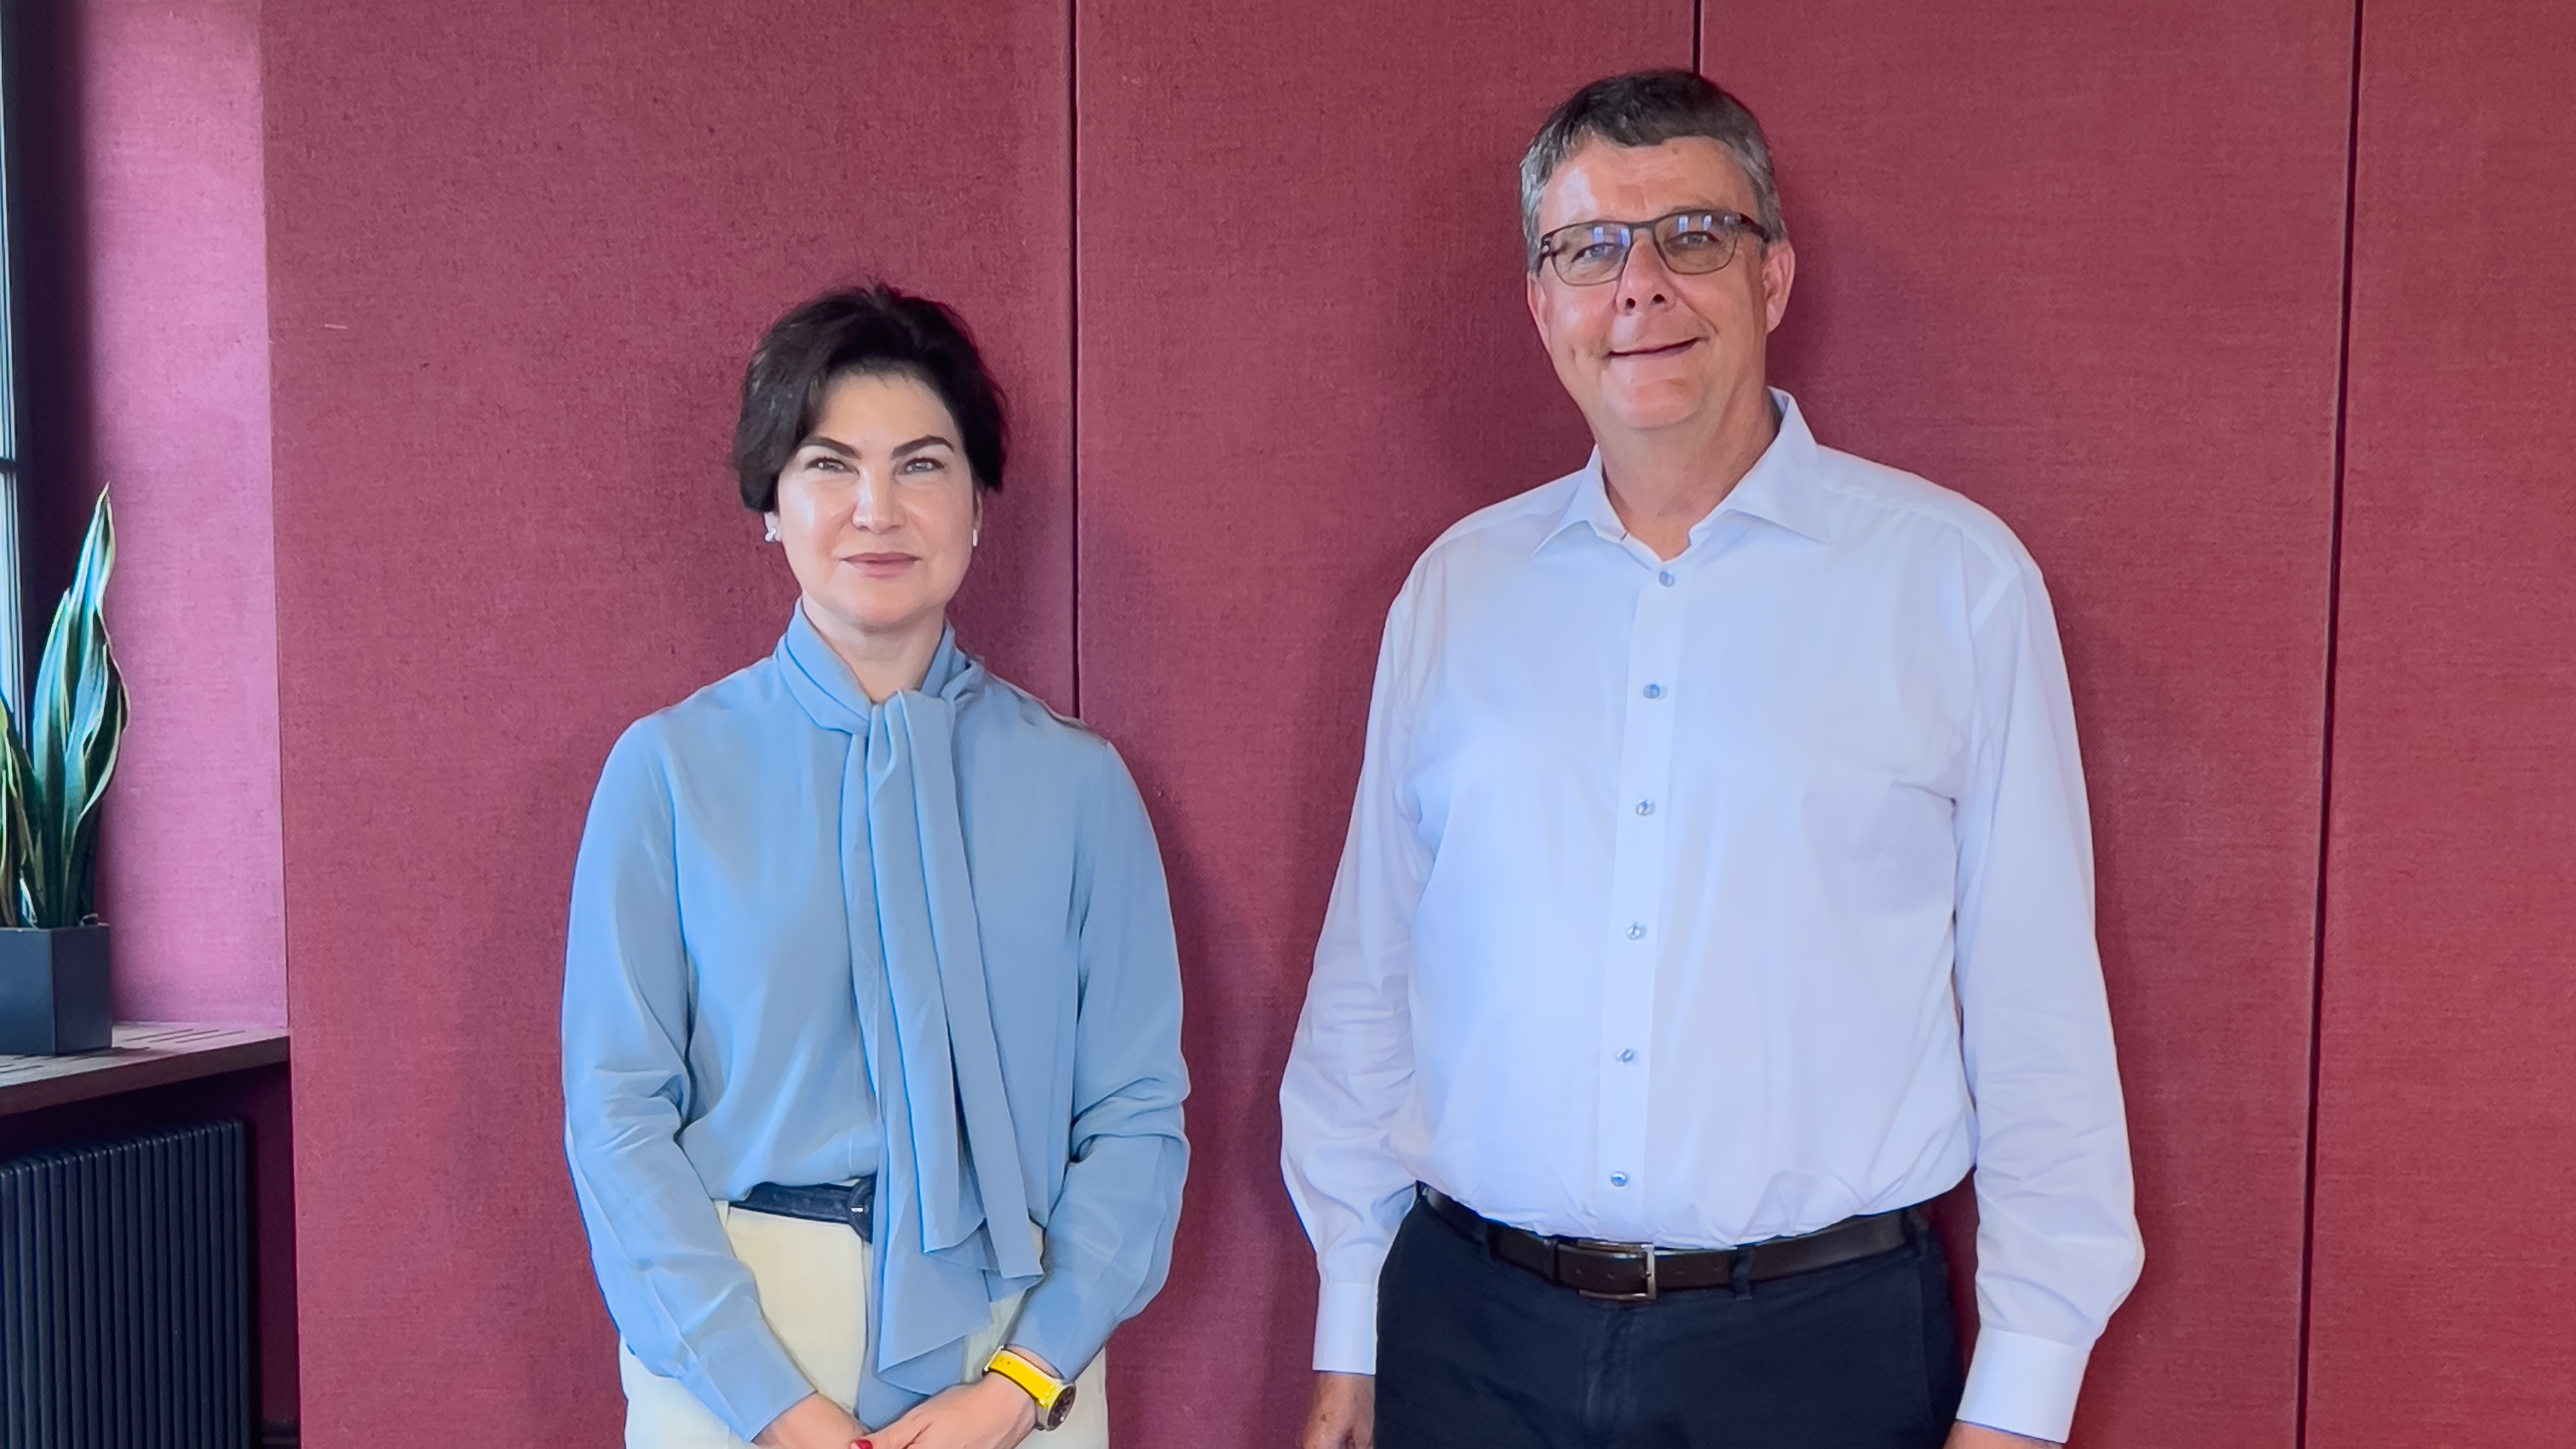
[
  {"xmin": 751, "ymin": 1393, "xmax": 866, "ymax": 1449},
  {"xmin": 1946, "ymin": 1423, "xmax": 2060, "ymax": 1449},
  {"xmin": 1300, "ymin": 1371, "xmax": 1374, "ymax": 1449},
  {"xmin": 865, "ymin": 1373, "xmax": 1040, "ymax": 1449}
]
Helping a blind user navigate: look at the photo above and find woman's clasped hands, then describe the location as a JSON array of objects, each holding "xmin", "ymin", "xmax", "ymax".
[
  {"xmin": 854, "ymin": 1372, "xmax": 1043, "ymax": 1449},
  {"xmin": 750, "ymin": 1371, "xmax": 1042, "ymax": 1449},
  {"xmin": 750, "ymin": 1393, "xmax": 865, "ymax": 1449}
]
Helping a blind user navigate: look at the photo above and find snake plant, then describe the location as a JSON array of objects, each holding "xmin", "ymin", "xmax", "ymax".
[{"xmin": 0, "ymin": 492, "xmax": 127, "ymax": 929}]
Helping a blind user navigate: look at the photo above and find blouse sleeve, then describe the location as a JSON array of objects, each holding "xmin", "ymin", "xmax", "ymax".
[
  {"xmin": 1004, "ymin": 742, "xmax": 1192, "ymax": 1377},
  {"xmin": 561, "ymin": 723, "xmax": 815, "ymax": 1439}
]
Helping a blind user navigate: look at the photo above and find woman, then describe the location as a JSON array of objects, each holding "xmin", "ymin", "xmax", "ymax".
[{"xmin": 563, "ymin": 286, "xmax": 1187, "ymax": 1449}]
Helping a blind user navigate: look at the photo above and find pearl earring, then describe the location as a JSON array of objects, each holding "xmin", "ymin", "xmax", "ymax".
[
  {"xmin": 763, "ymin": 520, "xmax": 779, "ymax": 543},
  {"xmin": 971, "ymin": 527, "xmax": 980, "ymax": 548}
]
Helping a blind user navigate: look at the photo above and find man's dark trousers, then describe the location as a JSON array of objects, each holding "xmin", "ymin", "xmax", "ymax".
[{"xmin": 1374, "ymin": 1195, "xmax": 1967, "ymax": 1448}]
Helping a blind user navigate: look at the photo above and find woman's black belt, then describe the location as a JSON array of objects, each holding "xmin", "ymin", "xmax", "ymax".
[
  {"xmin": 733, "ymin": 1178, "xmax": 876, "ymax": 1243},
  {"xmin": 1421, "ymin": 1184, "xmax": 1913, "ymax": 1302}
]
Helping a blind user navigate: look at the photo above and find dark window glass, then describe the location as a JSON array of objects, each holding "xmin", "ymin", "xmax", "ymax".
[{"xmin": 0, "ymin": 2, "xmax": 30, "ymax": 712}]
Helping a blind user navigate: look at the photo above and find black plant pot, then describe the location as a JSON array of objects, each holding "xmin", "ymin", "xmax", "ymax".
[{"xmin": 0, "ymin": 923, "xmax": 111, "ymax": 1055}]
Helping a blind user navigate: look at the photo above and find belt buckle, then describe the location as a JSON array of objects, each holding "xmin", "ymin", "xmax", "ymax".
[{"xmin": 1568, "ymin": 1239, "xmax": 1659, "ymax": 1302}]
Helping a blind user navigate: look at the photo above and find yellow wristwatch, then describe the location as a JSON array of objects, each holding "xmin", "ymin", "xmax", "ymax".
[{"xmin": 985, "ymin": 1346, "xmax": 1076, "ymax": 1431}]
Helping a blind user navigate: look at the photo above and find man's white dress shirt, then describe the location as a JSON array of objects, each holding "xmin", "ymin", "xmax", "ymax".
[{"xmin": 1279, "ymin": 392, "xmax": 2142, "ymax": 1443}]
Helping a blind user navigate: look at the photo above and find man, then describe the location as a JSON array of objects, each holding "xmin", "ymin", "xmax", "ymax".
[{"xmin": 1281, "ymin": 71, "xmax": 2142, "ymax": 1449}]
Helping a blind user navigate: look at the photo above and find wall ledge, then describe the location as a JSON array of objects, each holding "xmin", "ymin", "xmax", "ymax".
[{"xmin": 0, "ymin": 1022, "xmax": 288, "ymax": 1118}]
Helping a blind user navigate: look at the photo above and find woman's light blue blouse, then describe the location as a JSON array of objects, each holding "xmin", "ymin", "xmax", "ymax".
[{"xmin": 562, "ymin": 611, "xmax": 1189, "ymax": 1436}]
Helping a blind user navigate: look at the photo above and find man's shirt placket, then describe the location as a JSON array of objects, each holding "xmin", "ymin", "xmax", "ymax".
[{"xmin": 1593, "ymin": 546, "xmax": 1688, "ymax": 1240}]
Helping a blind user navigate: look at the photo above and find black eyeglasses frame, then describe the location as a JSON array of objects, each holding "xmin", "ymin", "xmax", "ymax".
[{"xmin": 1535, "ymin": 209, "xmax": 1774, "ymax": 286}]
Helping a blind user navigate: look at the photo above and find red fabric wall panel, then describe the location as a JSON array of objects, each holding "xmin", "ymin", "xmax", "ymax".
[
  {"xmin": 259, "ymin": 3, "xmax": 1071, "ymax": 1440},
  {"xmin": 52, "ymin": 0, "xmax": 287, "ymax": 1029},
  {"xmin": 14, "ymin": 0, "xmax": 296, "ymax": 1419},
  {"xmin": 1704, "ymin": 7, "xmax": 2355, "ymax": 1443},
  {"xmin": 2309, "ymin": 3, "xmax": 2576, "ymax": 1440},
  {"xmin": 1072, "ymin": 3, "xmax": 1688, "ymax": 1443},
  {"xmin": 14, "ymin": 0, "xmax": 288, "ymax": 1026}
]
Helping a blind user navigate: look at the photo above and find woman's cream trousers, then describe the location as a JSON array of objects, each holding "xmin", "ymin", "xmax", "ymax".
[{"xmin": 619, "ymin": 1204, "xmax": 1109, "ymax": 1447}]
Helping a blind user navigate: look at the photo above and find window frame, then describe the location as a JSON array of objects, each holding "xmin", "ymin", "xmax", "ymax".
[{"xmin": 0, "ymin": 0, "xmax": 28, "ymax": 717}]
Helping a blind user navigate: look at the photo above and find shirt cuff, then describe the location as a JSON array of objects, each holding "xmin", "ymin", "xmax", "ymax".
[
  {"xmin": 1957, "ymin": 1327, "xmax": 2095, "ymax": 1443},
  {"xmin": 677, "ymin": 1313, "xmax": 816, "ymax": 1441},
  {"xmin": 1311, "ymin": 1280, "xmax": 1381, "ymax": 1375}
]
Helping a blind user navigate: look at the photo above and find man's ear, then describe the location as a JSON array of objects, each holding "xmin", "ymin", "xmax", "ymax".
[
  {"xmin": 1526, "ymin": 270, "xmax": 1549, "ymax": 342},
  {"xmin": 1761, "ymin": 239, "xmax": 1797, "ymax": 334}
]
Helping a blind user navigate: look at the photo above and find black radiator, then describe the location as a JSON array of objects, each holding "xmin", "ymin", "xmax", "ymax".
[{"xmin": 0, "ymin": 1121, "xmax": 251, "ymax": 1448}]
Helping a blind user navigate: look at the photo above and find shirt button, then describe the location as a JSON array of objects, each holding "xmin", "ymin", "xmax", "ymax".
[
  {"xmin": 1610, "ymin": 1172, "xmax": 1630, "ymax": 1187},
  {"xmin": 1635, "ymin": 800, "xmax": 1654, "ymax": 816},
  {"xmin": 1627, "ymin": 923, "xmax": 1646, "ymax": 940},
  {"xmin": 1658, "ymin": 570, "xmax": 1676, "ymax": 587},
  {"xmin": 1618, "ymin": 1048, "xmax": 1636, "ymax": 1064},
  {"xmin": 1642, "ymin": 683, "xmax": 1665, "ymax": 699}
]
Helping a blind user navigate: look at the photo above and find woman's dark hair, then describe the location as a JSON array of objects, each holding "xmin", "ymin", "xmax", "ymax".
[{"xmin": 731, "ymin": 284, "xmax": 1009, "ymax": 510}]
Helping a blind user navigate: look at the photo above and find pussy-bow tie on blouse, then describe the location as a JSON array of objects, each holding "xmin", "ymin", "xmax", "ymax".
[{"xmin": 776, "ymin": 610, "xmax": 1043, "ymax": 1415}]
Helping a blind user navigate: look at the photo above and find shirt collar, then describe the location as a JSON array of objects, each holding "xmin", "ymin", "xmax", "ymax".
[{"xmin": 1541, "ymin": 388, "xmax": 1833, "ymax": 555}]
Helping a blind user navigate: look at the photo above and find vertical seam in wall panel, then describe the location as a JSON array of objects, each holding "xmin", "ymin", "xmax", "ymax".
[
  {"xmin": 2297, "ymin": 2, "xmax": 2367, "ymax": 1444},
  {"xmin": 1067, "ymin": 0, "xmax": 1084, "ymax": 718},
  {"xmin": 1693, "ymin": 0, "xmax": 1705, "ymax": 71}
]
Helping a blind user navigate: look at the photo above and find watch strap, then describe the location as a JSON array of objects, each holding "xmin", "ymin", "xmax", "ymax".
[{"xmin": 985, "ymin": 1346, "xmax": 1074, "ymax": 1429}]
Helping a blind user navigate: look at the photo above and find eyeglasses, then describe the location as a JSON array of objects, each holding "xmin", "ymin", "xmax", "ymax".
[{"xmin": 1536, "ymin": 210, "xmax": 1772, "ymax": 286}]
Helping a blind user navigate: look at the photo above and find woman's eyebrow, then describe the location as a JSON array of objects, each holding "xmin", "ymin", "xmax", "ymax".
[{"xmin": 891, "ymin": 434, "xmax": 957, "ymax": 458}]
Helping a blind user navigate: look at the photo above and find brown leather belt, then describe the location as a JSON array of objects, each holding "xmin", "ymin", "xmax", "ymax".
[{"xmin": 1421, "ymin": 1185, "xmax": 1914, "ymax": 1302}]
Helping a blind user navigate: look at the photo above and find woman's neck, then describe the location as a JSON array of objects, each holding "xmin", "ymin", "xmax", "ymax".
[{"xmin": 802, "ymin": 598, "xmax": 945, "ymax": 704}]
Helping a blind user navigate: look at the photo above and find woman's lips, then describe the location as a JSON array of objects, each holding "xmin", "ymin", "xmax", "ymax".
[{"xmin": 841, "ymin": 551, "xmax": 918, "ymax": 577}]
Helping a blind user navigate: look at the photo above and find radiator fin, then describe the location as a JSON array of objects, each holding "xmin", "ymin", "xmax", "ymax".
[{"xmin": 0, "ymin": 1121, "xmax": 250, "ymax": 1449}]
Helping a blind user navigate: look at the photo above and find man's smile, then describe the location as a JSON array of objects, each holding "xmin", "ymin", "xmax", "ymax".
[{"xmin": 1608, "ymin": 337, "xmax": 1702, "ymax": 359}]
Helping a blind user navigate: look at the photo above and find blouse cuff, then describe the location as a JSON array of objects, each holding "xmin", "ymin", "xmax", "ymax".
[
  {"xmin": 677, "ymin": 1314, "xmax": 816, "ymax": 1441},
  {"xmin": 1957, "ymin": 1326, "xmax": 2095, "ymax": 1444},
  {"xmin": 1311, "ymin": 1280, "xmax": 1381, "ymax": 1375},
  {"xmin": 1009, "ymin": 1279, "xmax": 1110, "ymax": 1384}
]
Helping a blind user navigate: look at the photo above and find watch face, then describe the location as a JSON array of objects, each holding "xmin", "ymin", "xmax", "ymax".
[{"xmin": 1043, "ymin": 1383, "xmax": 1077, "ymax": 1430}]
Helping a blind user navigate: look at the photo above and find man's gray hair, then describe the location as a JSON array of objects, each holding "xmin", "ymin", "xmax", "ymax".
[{"xmin": 1519, "ymin": 70, "xmax": 1786, "ymax": 272}]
